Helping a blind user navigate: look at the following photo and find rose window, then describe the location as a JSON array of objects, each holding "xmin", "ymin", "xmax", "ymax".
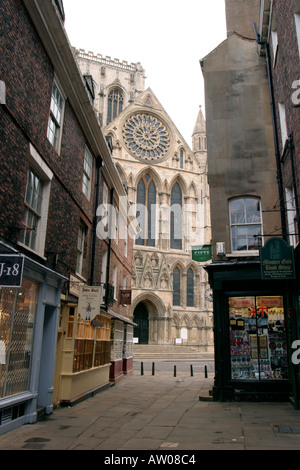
[{"xmin": 123, "ymin": 114, "xmax": 170, "ymax": 162}]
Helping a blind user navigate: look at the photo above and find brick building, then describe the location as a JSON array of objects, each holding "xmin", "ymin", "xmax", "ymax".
[
  {"xmin": 202, "ymin": 0, "xmax": 298, "ymax": 403},
  {"xmin": 258, "ymin": 0, "xmax": 300, "ymax": 407},
  {"xmin": 0, "ymin": 0, "xmax": 134, "ymax": 434}
]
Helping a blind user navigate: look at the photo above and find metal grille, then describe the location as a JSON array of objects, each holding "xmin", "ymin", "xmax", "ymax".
[{"xmin": 0, "ymin": 279, "xmax": 38, "ymax": 398}]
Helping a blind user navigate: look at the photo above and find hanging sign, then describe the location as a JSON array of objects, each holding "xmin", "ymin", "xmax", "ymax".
[
  {"xmin": 120, "ymin": 290, "xmax": 132, "ymax": 305},
  {"xmin": 260, "ymin": 238, "xmax": 295, "ymax": 280},
  {"xmin": 192, "ymin": 245, "xmax": 212, "ymax": 262},
  {"xmin": 0, "ymin": 255, "xmax": 24, "ymax": 288},
  {"xmin": 78, "ymin": 286, "xmax": 102, "ymax": 321}
]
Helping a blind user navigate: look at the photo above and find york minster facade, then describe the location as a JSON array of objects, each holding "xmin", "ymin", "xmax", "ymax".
[{"xmin": 74, "ymin": 49, "xmax": 213, "ymax": 351}]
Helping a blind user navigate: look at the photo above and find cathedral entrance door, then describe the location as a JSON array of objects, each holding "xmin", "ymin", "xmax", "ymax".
[{"xmin": 133, "ymin": 303, "xmax": 149, "ymax": 344}]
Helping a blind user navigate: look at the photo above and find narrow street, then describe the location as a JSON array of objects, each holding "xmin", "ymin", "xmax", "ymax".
[{"xmin": 0, "ymin": 362, "xmax": 300, "ymax": 452}]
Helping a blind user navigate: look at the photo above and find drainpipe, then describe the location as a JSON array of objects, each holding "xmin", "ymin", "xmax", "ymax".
[
  {"xmin": 288, "ymin": 133, "xmax": 300, "ymax": 241},
  {"xmin": 90, "ymin": 156, "xmax": 103, "ymax": 286},
  {"xmin": 104, "ymin": 188, "xmax": 114, "ymax": 311},
  {"xmin": 253, "ymin": 23, "xmax": 288, "ymax": 241}
]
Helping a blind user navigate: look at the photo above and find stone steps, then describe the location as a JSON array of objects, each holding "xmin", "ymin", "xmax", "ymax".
[{"xmin": 133, "ymin": 344, "xmax": 214, "ymax": 361}]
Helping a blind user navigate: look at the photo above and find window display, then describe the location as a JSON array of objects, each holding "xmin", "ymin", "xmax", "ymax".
[
  {"xmin": 0, "ymin": 279, "xmax": 39, "ymax": 398},
  {"xmin": 229, "ymin": 296, "xmax": 288, "ymax": 381}
]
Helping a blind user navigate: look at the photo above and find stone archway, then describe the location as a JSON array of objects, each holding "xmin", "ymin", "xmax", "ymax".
[
  {"xmin": 132, "ymin": 293, "xmax": 169, "ymax": 345},
  {"xmin": 133, "ymin": 302, "xmax": 149, "ymax": 344}
]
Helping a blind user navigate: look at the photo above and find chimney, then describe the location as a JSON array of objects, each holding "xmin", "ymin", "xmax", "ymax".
[{"xmin": 225, "ymin": 0, "xmax": 260, "ymax": 39}]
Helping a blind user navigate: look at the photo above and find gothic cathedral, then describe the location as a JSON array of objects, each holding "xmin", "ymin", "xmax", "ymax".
[{"xmin": 75, "ymin": 49, "xmax": 213, "ymax": 352}]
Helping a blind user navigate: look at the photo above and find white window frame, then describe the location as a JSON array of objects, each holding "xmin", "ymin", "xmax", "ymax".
[
  {"xmin": 82, "ymin": 146, "xmax": 93, "ymax": 200},
  {"xmin": 19, "ymin": 144, "xmax": 53, "ymax": 257},
  {"xmin": 76, "ymin": 223, "xmax": 85, "ymax": 277},
  {"xmin": 294, "ymin": 0, "xmax": 300, "ymax": 58},
  {"xmin": 47, "ymin": 79, "xmax": 65, "ymax": 154},
  {"xmin": 278, "ymin": 102, "xmax": 288, "ymax": 149},
  {"xmin": 285, "ymin": 186, "xmax": 298, "ymax": 248},
  {"xmin": 112, "ymin": 266, "xmax": 118, "ymax": 300},
  {"xmin": 229, "ymin": 197, "xmax": 263, "ymax": 254}
]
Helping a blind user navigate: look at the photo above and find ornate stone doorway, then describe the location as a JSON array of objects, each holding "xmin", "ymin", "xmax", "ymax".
[
  {"xmin": 132, "ymin": 294, "xmax": 169, "ymax": 345},
  {"xmin": 133, "ymin": 302, "xmax": 149, "ymax": 344}
]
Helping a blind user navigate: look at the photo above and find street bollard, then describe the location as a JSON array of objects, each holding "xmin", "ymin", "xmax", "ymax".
[
  {"xmin": 190, "ymin": 364, "xmax": 194, "ymax": 377},
  {"xmin": 152, "ymin": 362, "xmax": 155, "ymax": 376},
  {"xmin": 141, "ymin": 362, "xmax": 144, "ymax": 376},
  {"xmin": 174, "ymin": 365, "xmax": 177, "ymax": 377},
  {"xmin": 205, "ymin": 365, "xmax": 208, "ymax": 378}
]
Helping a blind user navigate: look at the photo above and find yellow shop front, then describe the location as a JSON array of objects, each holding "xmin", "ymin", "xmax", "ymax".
[{"xmin": 53, "ymin": 292, "xmax": 112, "ymax": 407}]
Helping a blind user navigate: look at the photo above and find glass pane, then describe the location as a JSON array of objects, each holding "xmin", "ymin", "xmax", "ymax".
[
  {"xmin": 230, "ymin": 199, "xmax": 245, "ymax": 224},
  {"xmin": 136, "ymin": 179, "xmax": 146, "ymax": 245},
  {"xmin": 246, "ymin": 198, "xmax": 261, "ymax": 223},
  {"xmin": 173, "ymin": 268, "xmax": 181, "ymax": 306},
  {"xmin": 229, "ymin": 296, "xmax": 288, "ymax": 381},
  {"xmin": 187, "ymin": 269, "xmax": 194, "ymax": 307},
  {"xmin": 171, "ymin": 184, "xmax": 182, "ymax": 249},
  {"xmin": 0, "ymin": 279, "xmax": 39, "ymax": 398},
  {"xmin": 147, "ymin": 180, "xmax": 156, "ymax": 247}
]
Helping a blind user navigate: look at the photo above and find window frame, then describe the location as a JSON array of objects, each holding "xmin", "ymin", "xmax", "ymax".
[
  {"xmin": 186, "ymin": 268, "xmax": 194, "ymax": 307},
  {"xmin": 82, "ymin": 146, "xmax": 93, "ymax": 200},
  {"xmin": 170, "ymin": 183, "xmax": 183, "ymax": 250},
  {"xmin": 173, "ymin": 267, "xmax": 181, "ymax": 307},
  {"xmin": 47, "ymin": 79, "xmax": 65, "ymax": 153},
  {"xmin": 107, "ymin": 87, "xmax": 124, "ymax": 124},
  {"xmin": 229, "ymin": 197, "xmax": 263, "ymax": 253},
  {"xmin": 19, "ymin": 144, "xmax": 53, "ymax": 257},
  {"xmin": 76, "ymin": 223, "xmax": 86, "ymax": 277},
  {"xmin": 135, "ymin": 174, "xmax": 157, "ymax": 247}
]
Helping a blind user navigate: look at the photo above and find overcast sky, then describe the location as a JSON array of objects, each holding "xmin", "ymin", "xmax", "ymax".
[{"xmin": 63, "ymin": 0, "xmax": 227, "ymax": 147}]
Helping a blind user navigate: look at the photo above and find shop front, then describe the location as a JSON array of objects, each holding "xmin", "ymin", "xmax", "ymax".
[
  {"xmin": 205, "ymin": 259, "xmax": 299, "ymax": 405},
  {"xmin": 0, "ymin": 244, "xmax": 65, "ymax": 435},
  {"xmin": 54, "ymin": 284, "xmax": 135, "ymax": 406}
]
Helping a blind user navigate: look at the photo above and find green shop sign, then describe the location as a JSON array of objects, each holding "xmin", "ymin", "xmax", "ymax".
[
  {"xmin": 260, "ymin": 238, "xmax": 295, "ymax": 280},
  {"xmin": 192, "ymin": 245, "xmax": 212, "ymax": 262}
]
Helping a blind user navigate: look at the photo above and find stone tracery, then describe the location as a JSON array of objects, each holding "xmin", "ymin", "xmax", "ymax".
[{"xmin": 123, "ymin": 113, "xmax": 170, "ymax": 162}]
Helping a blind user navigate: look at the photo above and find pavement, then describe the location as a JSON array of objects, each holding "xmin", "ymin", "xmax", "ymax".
[{"xmin": 0, "ymin": 364, "xmax": 300, "ymax": 453}]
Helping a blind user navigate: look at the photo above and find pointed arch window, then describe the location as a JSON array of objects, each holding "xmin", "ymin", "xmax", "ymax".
[
  {"xmin": 107, "ymin": 88, "xmax": 124, "ymax": 124},
  {"xmin": 187, "ymin": 268, "xmax": 194, "ymax": 307},
  {"xmin": 180, "ymin": 149, "xmax": 184, "ymax": 169},
  {"xmin": 171, "ymin": 183, "xmax": 182, "ymax": 249},
  {"xmin": 136, "ymin": 174, "xmax": 156, "ymax": 247},
  {"xmin": 173, "ymin": 267, "xmax": 181, "ymax": 306}
]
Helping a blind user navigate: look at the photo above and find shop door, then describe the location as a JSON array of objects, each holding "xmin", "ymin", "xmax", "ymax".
[
  {"xmin": 228, "ymin": 296, "xmax": 289, "ymax": 381},
  {"xmin": 134, "ymin": 303, "xmax": 149, "ymax": 345}
]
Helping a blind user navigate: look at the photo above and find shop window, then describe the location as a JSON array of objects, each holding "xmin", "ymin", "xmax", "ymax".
[
  {"xmin": 229, "ymin": 197, "xmax": 263, "ymax": 252},
  {"xmin": 94, "ymin": 316, "xmax": 111, "ymax": 366},
  {"xmin": 0, "ymin": 279, "xmax": 39, "ymax": 399},
  {"xmin": 111, "ymin": 320, "xmax": 124, "ymax": 362},
  {"xmin": 229, "ymin": 296, "xmax": 288, "ymax": 381},
  {"xmin": 73, "ymin": 314, "xmax": 111, "ymax": 372}
]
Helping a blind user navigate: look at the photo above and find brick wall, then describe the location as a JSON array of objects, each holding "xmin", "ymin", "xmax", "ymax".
[
  {"xmin": 0, "ymin": 0, "xmax": 99, "ymax": 282},
  {"xmin": 270, "ymin": 0, "xmax": 300, "ymax": 208}
]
